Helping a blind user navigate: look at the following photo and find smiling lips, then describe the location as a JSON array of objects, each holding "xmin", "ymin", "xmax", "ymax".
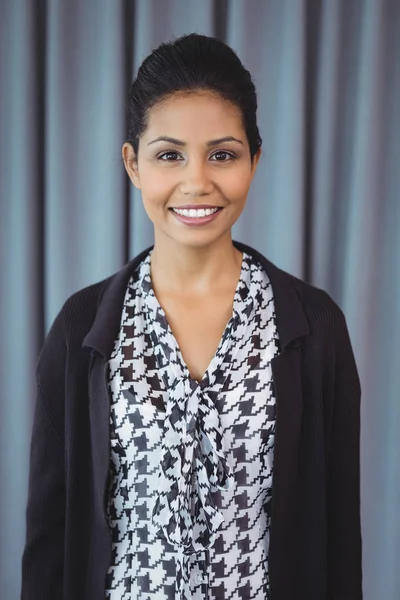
[
  {"xmin": 169, "ymin": 205, "xmax": 223, "ymax": 225},
  {"xmin": 171, "ymin": 206, "xmax": 220, "ymax": 218}
]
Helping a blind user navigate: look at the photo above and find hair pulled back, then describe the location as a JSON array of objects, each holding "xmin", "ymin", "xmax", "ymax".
[{"xmin": 126, "ymin": 33, "xmax": 262, "ymax": 161}]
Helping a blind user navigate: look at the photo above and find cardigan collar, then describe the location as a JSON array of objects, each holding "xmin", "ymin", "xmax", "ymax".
[{"xmin": 82, "ymin": 240, "xmax": 310, "ymax": 356}]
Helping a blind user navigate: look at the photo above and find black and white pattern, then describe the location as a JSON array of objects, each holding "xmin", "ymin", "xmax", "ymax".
[{"xmin": 105, "ymin": 250, "xmax": 280, "ymax": 599}]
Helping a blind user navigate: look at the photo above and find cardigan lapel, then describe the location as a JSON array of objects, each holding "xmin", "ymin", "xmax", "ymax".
[
  {"xmin": 268, "ymin": 342, "xmax": 304, "ymax": 593},
  {"xmin": 82, "ymin": 245, "xmax": 153, "ymax": 564},
  {"xmin": 82, "ymin": 241, "xmax": 310, "ymax": 594}
]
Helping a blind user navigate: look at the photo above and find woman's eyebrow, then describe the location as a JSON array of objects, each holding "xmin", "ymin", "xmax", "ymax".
[{"xmin": 147, "ymin": 136, "xmax": 244, "ymax": 146}]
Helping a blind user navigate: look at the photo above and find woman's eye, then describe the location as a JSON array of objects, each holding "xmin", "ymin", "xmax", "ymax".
[
  {"xmin": 157, "ymin": 151, "xmax": 182, "ymax": 161},
  {"xmin": 210, "ymin": 151, "xmax": 235, "ymax": 161}
]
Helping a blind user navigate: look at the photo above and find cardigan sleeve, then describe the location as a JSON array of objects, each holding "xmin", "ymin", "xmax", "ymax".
[
  {"xmin": 21, "ymin": 311, "xmax": 66, "ymax": 599},
  {"xmin": 327, "ymin": 308, "xmax": 363, "ymax": 599}
]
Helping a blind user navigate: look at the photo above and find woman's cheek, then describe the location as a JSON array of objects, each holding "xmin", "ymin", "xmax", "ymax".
[
  {"xmin": 147, "ymin": 170, "xmax": 177, "ymax": 200},
  {"xmin": 225, "ymin": 176, "xmax": 251, "ymax": 204}
]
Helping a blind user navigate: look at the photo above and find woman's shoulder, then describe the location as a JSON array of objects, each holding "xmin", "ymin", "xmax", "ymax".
[
  {"xmin": 35, "ymin": 277, "xmax": 113, "ymax": 389},
  {"xmin": 284, "ymin": 268, "xmax": 346, "ymax": 325},
  {"xmin": 44, "ymin": 246, "xmax": 154, "ymax": 347},
  {"xmin": 53, "ymin": 277, "xmax": 110, "ymax": 338},
  {"xmin": 237, "ymin": 241, "xmax": 347, "ymax": 334}
]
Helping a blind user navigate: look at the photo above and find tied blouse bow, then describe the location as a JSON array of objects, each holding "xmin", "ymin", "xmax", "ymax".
[{"xmin": 151, "ymin": 370, "xmax": 233, "ymax": 553}]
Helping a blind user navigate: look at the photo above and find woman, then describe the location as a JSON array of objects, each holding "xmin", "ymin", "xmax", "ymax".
[{"xmin": 21, "ymin": 33, "xmax": 362, "ymax": 599}]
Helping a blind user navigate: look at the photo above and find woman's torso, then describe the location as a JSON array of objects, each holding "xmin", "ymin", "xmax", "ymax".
[{"xmin": 105, "ymin": 250, "xmax": 280, "ymax": 599}]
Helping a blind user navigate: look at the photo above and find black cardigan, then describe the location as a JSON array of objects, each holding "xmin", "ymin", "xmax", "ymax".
[{"xmin": 21, "ymin": 241, "xmax": 362, "ymax": 599}]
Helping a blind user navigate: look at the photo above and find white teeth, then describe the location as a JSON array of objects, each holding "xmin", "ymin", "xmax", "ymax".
[{"xmin": 172, "ymin": 207, "xmax": 220, "ymax": 217}]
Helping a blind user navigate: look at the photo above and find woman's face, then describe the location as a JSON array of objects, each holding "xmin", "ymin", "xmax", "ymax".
[{"xmin": 122, "ymin": 91, "xmax": 261, "ymax": 249}]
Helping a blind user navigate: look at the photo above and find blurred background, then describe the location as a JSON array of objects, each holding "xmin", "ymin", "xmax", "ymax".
[{"xmin": 1, "ymin": 0, "xmax": 399, "ymax": 598}]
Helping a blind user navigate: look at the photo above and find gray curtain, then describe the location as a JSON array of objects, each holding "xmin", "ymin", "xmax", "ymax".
[{"xmin": 1, "ymin": 1, "xmax": 399, "ymax": 598}]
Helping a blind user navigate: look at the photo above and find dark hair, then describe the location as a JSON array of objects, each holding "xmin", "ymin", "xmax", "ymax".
[{"xmin": 126, "ymin": 33, "xmax": 262, "ymax": 162}]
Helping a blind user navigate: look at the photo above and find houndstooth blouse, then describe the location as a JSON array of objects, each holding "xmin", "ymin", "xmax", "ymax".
[{"xmin": 105, "ymin": 250, "xmax": 280, "ymax": 600}]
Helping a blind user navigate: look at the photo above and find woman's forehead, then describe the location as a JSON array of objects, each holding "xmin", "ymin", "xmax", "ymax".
[{"xmin": 143, "ymin": 91, "xmax": 244, "ymax": 140}]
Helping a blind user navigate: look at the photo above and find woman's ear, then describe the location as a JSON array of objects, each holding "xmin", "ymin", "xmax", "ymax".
[
  {"xmin": 251, "ymin": 147, "xmax": 262, "ymax": 176},
  {"xmin": 122, "ymin": 142, "xmax": 141, "ymax": 189}
]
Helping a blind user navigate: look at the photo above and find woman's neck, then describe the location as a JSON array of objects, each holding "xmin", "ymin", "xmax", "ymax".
[{"xmin": 149, "ymin": 234, "xmax": 243, "ymax": 297}]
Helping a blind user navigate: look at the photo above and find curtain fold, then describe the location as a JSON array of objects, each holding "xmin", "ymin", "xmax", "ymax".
[{"xmin": 1, "ymin": 1, "xmax": 399, "ymax": 598}]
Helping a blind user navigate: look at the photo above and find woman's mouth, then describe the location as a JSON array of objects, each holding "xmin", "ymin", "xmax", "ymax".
[{"xmin": 169, "ymin": 206, "xmax": 223, "ymax": 226}]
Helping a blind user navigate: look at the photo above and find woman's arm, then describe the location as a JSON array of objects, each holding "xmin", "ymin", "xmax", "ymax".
[
  {"xmin": 327, "ymin": 308, "xmax": 363, "ymax": 599},
  {"xmin": 21, "ymin": 313, "xmax": 66, "ymax": 599}
]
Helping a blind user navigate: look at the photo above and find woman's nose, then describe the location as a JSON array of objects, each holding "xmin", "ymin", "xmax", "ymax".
[{"xmin": 179, "ymin": 159, "xmax": 214, "ymax": 196}]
